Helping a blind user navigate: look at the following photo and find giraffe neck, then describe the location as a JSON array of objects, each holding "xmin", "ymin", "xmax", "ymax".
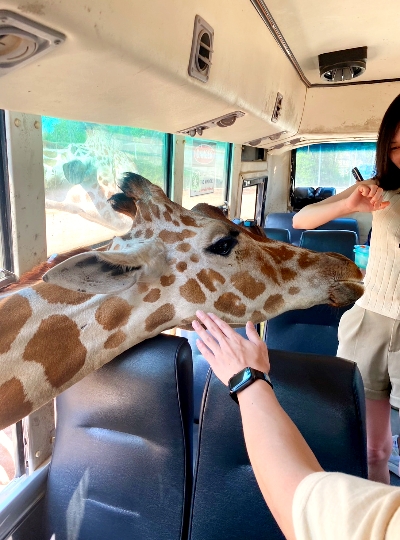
[{"xmin": 0, "ymin": 280, "xmax": 195, "ymax": 430}]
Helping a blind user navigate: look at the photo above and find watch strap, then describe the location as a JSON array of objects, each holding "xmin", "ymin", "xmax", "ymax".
[{"xmin": 229, "ymin": 367, "xmax": 273, "ymax": 404}]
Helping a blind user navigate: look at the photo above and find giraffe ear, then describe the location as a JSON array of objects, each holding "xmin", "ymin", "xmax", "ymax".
[{"xmin": 42, "ymin": 241, "xmax": 168, "ymax": 294}]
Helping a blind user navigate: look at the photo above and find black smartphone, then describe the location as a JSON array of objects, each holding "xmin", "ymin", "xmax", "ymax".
[{"xmin": 351, "ymin": 167, "xmax": 364, "ymax": 182}]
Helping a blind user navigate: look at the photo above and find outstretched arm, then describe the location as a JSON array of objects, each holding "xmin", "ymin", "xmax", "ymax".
[
  {"xmin": 192, "ymin": 311, "xmax": 323, "ymax": 540},
  {"xmin": 292, "ymin": 180, "xmax": 389, "ymax": 230}
]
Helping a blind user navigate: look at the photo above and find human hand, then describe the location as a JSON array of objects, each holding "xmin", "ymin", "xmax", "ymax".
[
  {"xmin": 344, "ymin": 182, "xmax": 390, "ymax": 213},
  {"xmin": 192, "ymin": 310, "xmax": 270, "ymax": 386}
]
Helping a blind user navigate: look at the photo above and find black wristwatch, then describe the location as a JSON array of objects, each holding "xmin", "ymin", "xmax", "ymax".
[{"xmin": 228, "ymin": 367, "xmax": 273, "ymax": 404}]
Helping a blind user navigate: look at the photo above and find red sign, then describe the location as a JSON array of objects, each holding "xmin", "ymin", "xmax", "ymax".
[{"xmin": 193, "ymin": 144, "xmax": 216, "ymax": 165}]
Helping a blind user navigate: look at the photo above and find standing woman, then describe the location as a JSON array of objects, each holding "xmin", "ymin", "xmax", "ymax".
[{"xmin": 293, "ymin": 93, "xmax": 400, "ymax": 484}]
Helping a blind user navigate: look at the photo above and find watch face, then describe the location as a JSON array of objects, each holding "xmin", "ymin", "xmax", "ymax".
[{"xmin": 229, "ymin": 367, "xmax": 252, "ymax": 393}]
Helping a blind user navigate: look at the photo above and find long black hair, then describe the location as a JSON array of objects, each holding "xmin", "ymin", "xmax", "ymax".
[{"xmin": 375, "ymin": 94, "xmax": 400, "ymax": 191}]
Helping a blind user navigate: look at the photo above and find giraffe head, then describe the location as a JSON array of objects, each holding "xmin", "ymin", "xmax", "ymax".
[{"xmin": 44, "ymin": 173, "xmax": 363, "ymax": 328}]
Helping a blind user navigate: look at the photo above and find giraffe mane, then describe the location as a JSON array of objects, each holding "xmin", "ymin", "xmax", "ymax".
[{"xmin": 191, "ymin": 203, "xmax": 267, "ymax": 240}]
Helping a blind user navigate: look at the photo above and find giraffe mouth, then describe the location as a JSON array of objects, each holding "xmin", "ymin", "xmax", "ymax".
[{"xmin": 328, "ymin": 279, "xmax": 364, "ymax": 307}]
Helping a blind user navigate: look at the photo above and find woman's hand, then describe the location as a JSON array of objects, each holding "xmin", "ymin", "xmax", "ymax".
[
  {"xmin": 192, "ymin": 310, "xmax": 270, "ymax": 385},
  {"xmin": 344, "ymin": 182, "xmax": 390, "ymax": 213}
]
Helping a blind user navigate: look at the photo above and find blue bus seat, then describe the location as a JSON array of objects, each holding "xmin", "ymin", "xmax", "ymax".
[
  {"xmin": 188, "ymin": 349, "xmax": 367, "ymax": 540},
  {"xmin": 264, "ymin": 227, "xmax": 291, "ymax": 243},
  {"xmin": 265, "ymin": 304, "xmax": 352, "ymax": 356},
  {"xmin": 299, "ymin": 229, "xmax": 357, "ymax": 261},
  {"xmin": 265, "ymin": 212, "xmax": 359, "ymax": 245},
  {"xmin": 43, "ymin": 335, "xmax": 193, "ymax": 540}
]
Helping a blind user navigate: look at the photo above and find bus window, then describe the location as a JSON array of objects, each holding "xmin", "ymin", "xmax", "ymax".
[
  {"xmin": 294, "ymin": 142, "xmax": 376, "ymax": 193},
  {"xmin": 240, "ymin": 184, "xmax": 257, "ymax": 221},
  {"xmin": 43, "ymin": 118, "xmax": 168, "ymax": 255},
  {"xmin": 181, "ymin": 137, "xmax": 230, "ymax": 210}
]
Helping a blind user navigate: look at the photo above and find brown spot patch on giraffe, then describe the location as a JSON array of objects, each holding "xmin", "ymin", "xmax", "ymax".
[
  {"xmin": 180, "ymin": 279, "xmax": 206, "ymax": 304},
  {"xmin": 190, "ymin": 254, "xmax": 200, "ymax": 263},
  {"xmin": 23, "ymin": 315, "xmax": 86, "ymax": 388},
  {"xmin": 35, "ymin": 283, "xmax": 94, "ymax": 305},
  {"xmin": 281, "ymin": 268, "xmax": 297, "ymax": 282},
  {"xmin": 172, "ymin": 220, "xmax": 180, "ymax": 227},
  {"xmin": 298, "ymin": 252, "xmax": 317, "ymax": 269},
  {"xmin": 143, "ymin": 288, "xmax": 161, "ymax": 303},
  {"xmin": 113, "ymin": 244, "xmax": 121, "ymax": 251},
  {"xmin": 137, "ymin": 282, "xmax": 150, "ymax": 294},
  {"xmin": 165, "ymin": 204, "xmax": 174, "ymax": 214},
  {"xmin": 160, "ymin": 274, "xmax": 176, "ymax": 287},
  {"xmin": 95, "ymin": 297, "xmax": 133, "ymax": 331},
  {"xmin": 259, "ymin": 259, "xmax": 280, "ymax": 284},
  {"xmin": 145, "ymin": 303, "xmax": 175, "ymax": 333},
  {"xmin": 269, "ymin": 245, "xmax": 296, "ymax": 263},
  {"xmin": 251, "ymin": 310, "xmax": 264, "ymax": 322},
  {"xmin": 289, "ymin": 287, "xmax": 300, "ymax": 295},
  {"xmin": 197, "ymin": 269, "xmax": 225, "ymax": 292},
  {"xmin": 0, "ymin": 378, "xmax": 33, "ymax": 428},
  {"xmin": 180, "ymin": 214, "xmax": 200, "ymax": 227},
  {"xmin": 163, "ymin": 211, "xmax": 172, "ymax": 222},
  {"xmin": 144, "ymin": 229, "xmax": 154, "ymax": 239},
  {"xmin": 214, "ymin": 293, "xmax": 246, "ymax": 318},
  {"xmin": 176, "ymin": 243, "xmax": 191, "ymax": 252},
  {"xmin": 104, "ymin": 330, "xmax": 126, "ymax": 349},
  {"xmin": 138, "ymin": 203, "xmax": 152, "ymax": 222},
  {"xmin": 149, "ymin": 202, "xmax": 160, "ymax": 220},
  {"xmin": 176, "ymin": 262, "xmax": 187, "ymax": 272},
  {"xmin": 121, "ymin": 231, "xmax": 133, "ymax": 240},
  {"xmin": 134, "ymin": 230, "xmax": 143, "ymax": 238},
  {"xmin": 0, "ymin": 294, "xmax": 32, "ymax": 354},
  {"xmin": 263, "ymin": 294, "xmax": 285, "ymax": 314},
  {"xmin": 158, "ymin": 229, "xmax": 197, "ymax": 244},
  {"xmin": 231, "ymin": 271, "xmax": 266, "ymax": 300}
]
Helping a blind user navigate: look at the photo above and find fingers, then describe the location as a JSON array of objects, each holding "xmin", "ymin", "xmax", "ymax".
[
  {"xmin": 194, "ymin": 310, "xmax": 228, "ymax": 341},
  {"xmin": 192, "ymin": 318, "xmax": 221, "ymax": 356},
  {"xmin": 358, "ymin": 184, "xmax": 387, "ymax": 211},
  {"xmin": 196, "ymin": 338, "xmax": 215, "ymax": 364},
  {"xmin": 207, "ymin": 312, "xmax": 238, "ymax": 340},
  {"xmin": 246, "ymin": 321, "xmax": 261, "ymax": 344}
]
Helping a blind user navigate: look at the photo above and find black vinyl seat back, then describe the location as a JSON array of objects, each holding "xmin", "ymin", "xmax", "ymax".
[
  {"xmin": 265, "ymin": 212, "xmax": 359, "ymax": 246},
  {"xmin": 299, "ymin": 229, "xmax": 357, "ymax": 261},
  {"xmin": 265, "ymin": 303, "xmax": 352, "ymax": 356},
  {"xmin": 189, "ymin": 350, "xmax": 367, "ymax": 540},
  {"xmin": 43, "ymin": 335, "xmax": 193, "ymax": 540},
  {"xmin": 264, "ymin": 227, "xmax": 291, "ymax": 243}
]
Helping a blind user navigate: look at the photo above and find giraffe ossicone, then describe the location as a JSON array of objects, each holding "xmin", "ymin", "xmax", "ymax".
[{"xmin": 0, "ymin": 173, "xmax": 364, "ymax": 430}]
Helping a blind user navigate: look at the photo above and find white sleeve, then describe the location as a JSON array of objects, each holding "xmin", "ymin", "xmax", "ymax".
[{"xmin": 292, "ymin": 471, "xmax": 400, "ymax": 540}]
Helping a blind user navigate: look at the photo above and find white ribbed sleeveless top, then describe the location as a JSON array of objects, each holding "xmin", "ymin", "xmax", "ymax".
[{"xmin": 356, "ymin": 190, "xmax": 400, "ymax": 319}]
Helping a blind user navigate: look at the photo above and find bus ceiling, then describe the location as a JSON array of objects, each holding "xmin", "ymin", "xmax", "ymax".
[{"xmin": 0, "ymin": 0, "xmax": 398, "ymax": 149}]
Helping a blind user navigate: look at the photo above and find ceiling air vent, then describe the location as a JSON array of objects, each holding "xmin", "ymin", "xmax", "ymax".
[
  {"xmin": 246, "ymin": 131, "xmax": 288, "ymax": 147},
  {"xmin": 0, "ymin": 10, "xmax": 65, "ymax": 76},
  {"xmin": 318, "ymin": 47, "xmax": 367, "ymax": 83},
  {"xmin": 271, "ymin": 93, "xmax": 283, "ymax": 123},
  {"xmin": 178, "ymin": 111, "xmax": 245, "ymax": 137},
  {"xmin": 188, "ymin": 15, "xmax": 214, "ymax": 83}
]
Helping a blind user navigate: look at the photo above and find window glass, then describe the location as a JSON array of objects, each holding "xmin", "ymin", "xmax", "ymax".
[
  {"xmin": 295, "ymin": 142, "xmax": 376, "ymax": 193},
  {"xmin": 240, "ymin": 185, "xmax": 257, "ymax": 220},
  {"xmin": 182, "ymin": 137, "xmax": 229, "ymax": 209},
  {"xmin": 42, "ymin": 118, "xmax": 167, "ymax": 255}
]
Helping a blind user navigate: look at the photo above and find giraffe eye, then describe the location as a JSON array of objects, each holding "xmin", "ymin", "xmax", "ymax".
[{"xmin": 206, "ymin": 236, "xmax": 238, "ymax": 257}]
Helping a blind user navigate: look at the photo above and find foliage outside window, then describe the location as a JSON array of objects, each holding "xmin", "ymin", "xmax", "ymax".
[
  {"xmin": 42, "ymin": 118, "xmax": 167, "ymax": 255},
  {"xmin": 182, "ymin": 137, "xmax": 230, "ymax": 210},
  {"xmin": 295, "ymin": 142, "xmax": 376, "ymax": 193}
]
